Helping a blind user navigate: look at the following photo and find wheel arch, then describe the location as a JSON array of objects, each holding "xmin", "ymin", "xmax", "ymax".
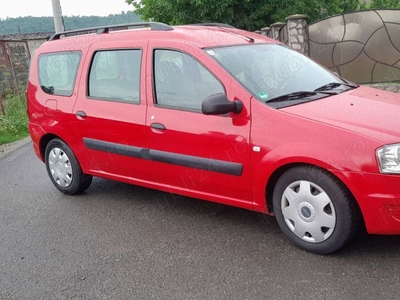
[
  {"xmin": 43, "ymin": 136, "xmax": 93, "ymax": 195},
  {"xmin": 40, "ymin": 133, "xmax": 62, "ymax": 161},
  {"xmin": 265, "ymin": 163, "xmax": 364, "ymax": 226},
  {"xmin": 269, "ymin": 163, "xmax": 365, "ymax": 253}
]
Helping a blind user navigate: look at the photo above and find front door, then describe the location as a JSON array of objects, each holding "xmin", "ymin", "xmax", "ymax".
[{"xmin": 145, "ymin": 41, "xmax": 252, "ymax": 207}]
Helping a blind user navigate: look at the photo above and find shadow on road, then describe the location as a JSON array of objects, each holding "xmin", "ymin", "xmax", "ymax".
[{"xmin": 73, "ymin": 177, "xmax": 400, "ymax": 258}]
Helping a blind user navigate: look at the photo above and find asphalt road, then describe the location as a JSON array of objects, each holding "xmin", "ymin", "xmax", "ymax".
[{"xmin": 1, "ymin": 140, "xmax": 400, "ymax": 300}]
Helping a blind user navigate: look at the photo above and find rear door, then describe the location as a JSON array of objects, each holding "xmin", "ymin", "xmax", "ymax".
[
  {"xmin": 72, "ymin": 40, "xmax": 157, "ymax": 183},
  {"xmin": 145, "ymin": 40, "xmax": 253, "ymax": 207}
]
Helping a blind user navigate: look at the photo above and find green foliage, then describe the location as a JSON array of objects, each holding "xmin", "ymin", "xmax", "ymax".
[
  {"xmin": 126, "ymin": 0, "xmax": 361, "ymax": 30},
  {"xmin": 0, "ymin": 12, "xmax": 142, "ymax": 35},
  {"xmin": 364, "ymin": 0, "xmax": 400, "ymax": 9},
  {"xmin": 0, "ymin": 94, "xmax": 28, "ymax": 145}
]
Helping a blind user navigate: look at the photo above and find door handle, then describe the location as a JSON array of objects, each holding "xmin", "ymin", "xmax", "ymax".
[
  {"xmin": 76, "ymin": 111, "xmax": 87, "ymax": 119},
  {"xmin": 150, "ymin": 123, "xmax": 166, "ymax": 131}
]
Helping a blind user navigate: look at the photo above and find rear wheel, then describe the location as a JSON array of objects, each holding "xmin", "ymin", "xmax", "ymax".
[
  {"xmin": 45, "ymin": 139, "xmax": 92, "ymax": 195},
  {"xmin": 273, "ymin": 166, "xmax": 360, "ymax": 254}
]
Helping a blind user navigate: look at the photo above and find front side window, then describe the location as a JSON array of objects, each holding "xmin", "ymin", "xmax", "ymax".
[
  {"xmin": 88, "ymin": 49, "xmax": 141, "ymax": 104},
  {"xmin": 154, "ymin": 49, "xmax": 224, "ymax": 111},
  {"xmin": 38, "ymin": 51, "xmax": 81, "ymax": 96}
]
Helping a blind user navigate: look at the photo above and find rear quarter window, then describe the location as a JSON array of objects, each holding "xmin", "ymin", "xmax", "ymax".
[{"xmin": 38, "ymin": 51, "xmax": 81, "ymax": 96}]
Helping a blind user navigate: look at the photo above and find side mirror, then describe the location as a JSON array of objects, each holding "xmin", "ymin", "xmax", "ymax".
[{"xmin": 201, "ymin": 93, "xmax": 243, "ymax": 115}]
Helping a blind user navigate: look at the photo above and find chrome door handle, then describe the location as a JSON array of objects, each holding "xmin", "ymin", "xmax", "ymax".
[
  {"xmin": 150, "ymin": 123, "xmax": 166, "ymax": 131},
  {"xmin": 76, "ymin": 111, "xmax": 87, "ymax": 119}
]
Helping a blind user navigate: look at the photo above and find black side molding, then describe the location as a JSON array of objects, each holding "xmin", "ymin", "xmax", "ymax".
[
  {"xmin": 83, "ymin": 138, "xmax": 150, "ymax": 160},
  {"xmin": 149, "ymin": 149, "xmax": 243, "ymax": 176},
  {"xmin": 83, "ymin": 138, "xmax": 243, "ymax": 176}
]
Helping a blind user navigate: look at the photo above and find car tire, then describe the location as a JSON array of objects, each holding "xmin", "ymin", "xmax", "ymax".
[
  {"xmin": 272, "ymin": 166, "xmax": 360, "ymax": 254},
  {"xmin": 45, "ymin": 138, "xmax": 92, "ymax": 195}
]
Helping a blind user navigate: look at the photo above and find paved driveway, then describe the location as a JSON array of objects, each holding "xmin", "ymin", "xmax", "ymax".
[{"xmin": 1, "ymin": 140, "xmax": 400, "ymax": 299}]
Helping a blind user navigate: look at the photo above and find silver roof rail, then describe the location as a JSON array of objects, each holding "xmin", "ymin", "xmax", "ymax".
[
  {"xmin": 49, "ymin": 22, "xmax": 173, "ymax": 41},
  {"xmin": 188, "ymin": 23, "xmax": 235, "ymax": 29}
]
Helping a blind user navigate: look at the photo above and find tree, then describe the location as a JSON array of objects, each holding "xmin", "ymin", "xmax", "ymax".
[
  {"xmin": 0, "ymin": 12, "xmax": 142, "ymax": 35},
  {"xmin": 126, "ymin": 0, "xmax": 361, "ymax": 30},
  {"xmin": 367, "ymin": 0, "xmax": 400, "ymax": 8}
]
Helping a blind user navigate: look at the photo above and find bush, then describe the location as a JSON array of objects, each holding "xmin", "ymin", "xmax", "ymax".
[{"xmin": 0, "ymin": 94, "xmax": 29, "ymax": 145}]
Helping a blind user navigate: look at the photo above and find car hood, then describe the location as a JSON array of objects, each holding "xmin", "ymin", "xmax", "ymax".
[{"xmin": 281, "ymin": 85, "xmax": 400, "ymax": 144}]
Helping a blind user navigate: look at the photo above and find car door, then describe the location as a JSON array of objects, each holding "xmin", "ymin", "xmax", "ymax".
[
  {"xmin": 145, "ymin": 41, "xmax": 252, "ymax": 208},
  {"xmin": 72, "ymin": 40, "xmax": 157, "ymax": 183}
]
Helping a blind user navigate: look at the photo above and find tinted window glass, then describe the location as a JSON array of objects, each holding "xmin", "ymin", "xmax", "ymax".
[
  {"xmin": 38, "ymin": 51, "xmax": 81, "ymax": 96},
  {"xmin": 154, "ymin": 49, "xmax": 224, "ymax": 111},
  {"xmin": 89, "ymin": 49, "xmax": 141, "ymax": 104}
]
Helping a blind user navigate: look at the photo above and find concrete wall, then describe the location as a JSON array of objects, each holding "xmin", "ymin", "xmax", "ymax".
[
  {"xmin": 309, "ymin": 10, "xmax": 400, "ymax": 84},
  {"xmin": 262, "ymin": 9, "xmax": 400, "ymax": 84}
]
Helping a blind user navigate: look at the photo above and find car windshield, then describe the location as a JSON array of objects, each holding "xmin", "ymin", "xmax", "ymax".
[{"xmin": 206, "ymin": 44, "xmax": 355, "ymax": 108}]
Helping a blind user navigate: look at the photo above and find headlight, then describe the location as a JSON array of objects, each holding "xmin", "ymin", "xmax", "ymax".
[{"xmin": 376, "ymin": 144, "xmax": 400, "ymax": 174}]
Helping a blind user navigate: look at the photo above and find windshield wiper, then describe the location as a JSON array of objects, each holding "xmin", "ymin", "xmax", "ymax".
[
  {"xmin": 265, "ymin": 90, "xmax": 337, "ymax": 103},
  {"xmin": 314, "ymin": 81, "xmax": 358, "ymax": 92}
]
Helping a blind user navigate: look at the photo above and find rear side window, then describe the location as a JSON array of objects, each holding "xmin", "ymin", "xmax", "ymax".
[
  {"xmin": 88, "ymin": 49, "xmax": 141, "ymax": 104},
  {"xmin": 38, "ymin": 51, "xmax": 81, "ymax": 96}
]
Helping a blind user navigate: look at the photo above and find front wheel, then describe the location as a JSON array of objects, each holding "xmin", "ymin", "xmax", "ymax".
[
  {"xmin": 45, "ymin": 139, "xmax": 92, "ymax": 195},
  {"xmin": 273, "ymin": 166, "xmax": 361, "ymax": 254}
]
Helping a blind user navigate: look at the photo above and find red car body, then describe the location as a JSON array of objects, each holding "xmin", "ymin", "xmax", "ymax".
[{"xmin": 27, "ymin": 23, "xmax": 400, "ymax": 252}]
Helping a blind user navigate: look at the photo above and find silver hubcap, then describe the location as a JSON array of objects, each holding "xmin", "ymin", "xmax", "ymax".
[
  {"xmin": 281, "ymin": 180, "xmax": 336, "ymax": 243},
  {"xmin": 48, "ymin": 147, "xmax": 73, "ymax": 188}
]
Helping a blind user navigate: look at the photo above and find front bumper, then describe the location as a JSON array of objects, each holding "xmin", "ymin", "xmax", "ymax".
[{"xmin": 336, "ymin": 171, "xmax": 400, "ymax": 235}]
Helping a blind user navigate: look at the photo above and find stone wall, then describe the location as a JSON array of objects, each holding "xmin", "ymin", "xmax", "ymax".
[
  {"xmin": 370, "ymin": 84, "xmax": 400, "ymax": 94},
  {"xmin": 286, "ymin": 15, "xmax": 309, "ymax": 56}
]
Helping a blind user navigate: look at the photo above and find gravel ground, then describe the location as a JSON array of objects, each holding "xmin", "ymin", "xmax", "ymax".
[{"xmin": 0, "ymin": 136, "xmax": 31, "ymax": 159}]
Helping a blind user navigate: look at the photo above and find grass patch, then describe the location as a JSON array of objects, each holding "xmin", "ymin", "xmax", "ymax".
[{"xmin": 0, "ymin": 94, "xmax": 29, "ymax": 145}]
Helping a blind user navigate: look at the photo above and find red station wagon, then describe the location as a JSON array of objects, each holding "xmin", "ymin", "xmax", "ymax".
[{"xmin": 26, "ymin": 22, "xmax": 400, "ymax": 254}]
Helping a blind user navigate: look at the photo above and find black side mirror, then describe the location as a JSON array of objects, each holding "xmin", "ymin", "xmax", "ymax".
[{"xmin": 201, "ymin": 93, "xmax": 243, "ymax": 115}]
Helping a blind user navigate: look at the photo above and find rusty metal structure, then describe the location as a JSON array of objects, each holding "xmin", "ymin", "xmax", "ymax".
[
  {"xmin": 0, "ymin": 41, "xmax": 29, "ymax": 94},
  {"xmin": 0, "ymin": 33, "xmax": 52, "ymax": 97}
]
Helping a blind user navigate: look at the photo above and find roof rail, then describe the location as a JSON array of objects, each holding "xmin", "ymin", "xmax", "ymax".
[
  {"xmin": 188, "ymin": 23, "xmax": 235, "ymax": 29},
  {"xmin": 49, "ymin": 22, "xmax": 173, "ymax": 41}
]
